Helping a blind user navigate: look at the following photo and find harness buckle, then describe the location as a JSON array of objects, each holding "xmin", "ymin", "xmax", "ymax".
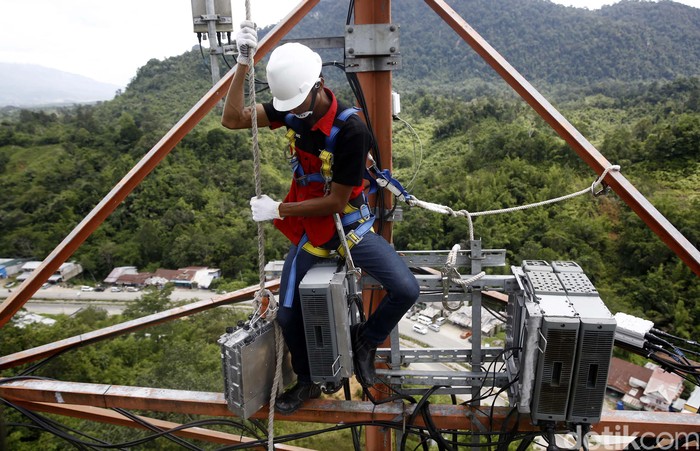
[{"xmin": 346, "ymin": 230, "xmax": 362, "ymax": 246}]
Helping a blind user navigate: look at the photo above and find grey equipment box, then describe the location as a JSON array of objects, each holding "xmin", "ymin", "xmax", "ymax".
[
  {"xmin": 299, "ymin": 263, "xmax": 356, "ymax": 388},
  {"xmin": 219, "ymin": 319, "xmax": 294, "ymax": 419},
  {"xmin": 554, "ymin": 262, "xmax": 615, "ymax": 424},
  {"xmin": 510, "ymin": 260, "xmax": 616, "ymax": 425}
]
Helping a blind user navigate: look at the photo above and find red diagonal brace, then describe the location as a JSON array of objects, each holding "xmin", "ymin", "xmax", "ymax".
[{"xmin": 0, "ymin": 280, "xmax": 279, "ymax": 371}]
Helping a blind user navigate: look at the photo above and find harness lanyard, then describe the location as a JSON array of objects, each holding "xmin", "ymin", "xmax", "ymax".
[{"xmin": 333, "ymin": 213, "xmax": 361, "ymax": 298}]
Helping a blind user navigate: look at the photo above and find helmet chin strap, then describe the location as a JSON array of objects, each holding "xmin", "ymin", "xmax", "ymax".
[{"xmin": 293, "ymin": 82, "xmax": 321, "ymax": 119}]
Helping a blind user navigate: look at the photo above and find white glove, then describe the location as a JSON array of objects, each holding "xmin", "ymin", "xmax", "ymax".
[
  {"xmin": 250, "ymin": 195, "xmax": 281, "ymax": 221},
  {"xmin": 236, "ymin": 20, "xmax": 258, "ymax": 66}
]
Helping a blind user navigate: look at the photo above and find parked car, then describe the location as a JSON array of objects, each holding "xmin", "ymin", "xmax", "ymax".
[
  {"xmin": 417, "ymin": 315, "xmax": 432, "ymax": 326},
  {"xmin": 110, "ymin": 287, "xmax": 122, "ymax": 292},
  {"xmin": 428, "ymin": 323, "xmax": 441, "ymax": 333},
  {"xmin": 4, "ymin": 281, "xmax": 16, "ymax": 288},
  {"xmin": 40, "ymin": 282, "xmax": 50, "ymax": 289},
  {"xmin": 409, "ymin": 314, "xmax": 419, "ymax": 321},
  {"xmin": 435, "ymin": 317, "xmax": 447, "ymax": 326},
  {"xmin": 80, "ymin": 286, "xmax": 94, "ymax": 292},
  {"xmin": 412, "ymin": 324, "xmax": 428, "ymax": 335},
  {"xmin": 94, "ymin": 286, "xmax": 105, "ymax": 292},
  {"xmin": 126, "ymin": 286, "xmax": 140, "ymax": 292}
]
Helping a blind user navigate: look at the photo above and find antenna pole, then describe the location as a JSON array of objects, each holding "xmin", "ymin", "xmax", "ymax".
[{"xmin": 204, "ymin": 0, "xmax": 221, "ymax": 84}]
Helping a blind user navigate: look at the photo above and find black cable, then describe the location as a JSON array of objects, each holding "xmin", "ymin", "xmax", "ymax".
[
  {"xmin": 341, "ymin": 376, "xmax": 362, "ymax": 451},
  {"xmin": 482, "ymin": 303, "xmax": 507, "ymax": 323},
  {"xmin": 1, "ymin": 398, "xmax": 117, "ymax": 450},
  {"xmin": 346, "ymin": 0, "xmax": 355, "ymax": 26},
  {"xmin": 651, "ymin": 328, "xmax": 700, "ymax": 348},
  {"xmin": 449, "ymin": 393, "xmax": 458, "ymax": 448},
  {"xmin": 111, "ymin": 407, "xmax": 203, "ymax": 451},
  {"xmin": 4, "ymin": 397, "xmax": 272, "ymax": 450},
  {"xmin": 646, "ymin": 344, "xmax": 700, "ymax": 372},
  {"xmin": 515, "ymin": 434, "xmax": 537, "ymax": 451},
  {"xmin": 646, "ymin": 352, "xmax": 700, "ymax": 386},
  {"xmin": 420, "ymin": 401, "xmax": 454, "ymax": 451},
  {"xmin": 217, "ymin": 32, "xmax": 232, "ymax": 70},
  {"xmin": 398, "ymin": 385, "xmax": 447, "ymax": 451},
  {"xmin": 646, "ymin": 333, "xmax": 700, "ymax": 367},
  {"xmin": 197, "ymin": 33, "xmax": 210, "ymax": 73},
  {"xmin": 17, "ymin": 347, "xmax": 76, "ymax": 376}
]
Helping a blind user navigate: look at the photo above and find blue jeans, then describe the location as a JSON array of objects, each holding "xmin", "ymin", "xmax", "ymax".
[{"xmin": 276, "ymin": 231, "xmax": 420, "ymax": 382}]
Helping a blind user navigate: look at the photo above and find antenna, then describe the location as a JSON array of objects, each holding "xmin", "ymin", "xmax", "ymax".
[{"xmin": 190, "ymin": 0, "xmax": 234, "ymax": 84}]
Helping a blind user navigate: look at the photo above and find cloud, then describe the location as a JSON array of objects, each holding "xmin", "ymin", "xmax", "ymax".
[{"xmin": 0, "ymin": 0, "xmax": 293, "ymax": 87}]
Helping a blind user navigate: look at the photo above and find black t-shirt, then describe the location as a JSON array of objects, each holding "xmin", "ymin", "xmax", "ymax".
[{"xmin": 263, "ymin": 95, "xmax": 371, "ymax": 188}]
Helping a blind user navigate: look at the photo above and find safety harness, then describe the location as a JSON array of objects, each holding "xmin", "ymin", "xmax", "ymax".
[
  {"xmin": 283, "ymin": 107, "xmax": 376, "ymax": 256},
  {"xmin": 281, "ymin": 107, "xmax": 375, "ymax": 307}
]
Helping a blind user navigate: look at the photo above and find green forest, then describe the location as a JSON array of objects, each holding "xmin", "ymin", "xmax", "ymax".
[{"xmin": 1, "ymin": 0, "xmax": 700, "ymax": 447}]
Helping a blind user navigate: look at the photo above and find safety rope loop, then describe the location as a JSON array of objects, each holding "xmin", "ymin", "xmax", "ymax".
[
  {"xmin": 441, "ymin": 244, "xmax": 487, "ymax": 311},
  {"xmin": 590, "ymin": 165, "xmax": 621, "ymax": 197}
]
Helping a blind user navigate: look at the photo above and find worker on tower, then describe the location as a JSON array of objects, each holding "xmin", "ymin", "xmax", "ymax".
[{"xmin": 222, "ymin": 22, "xmax": 419, "ymax": 414}]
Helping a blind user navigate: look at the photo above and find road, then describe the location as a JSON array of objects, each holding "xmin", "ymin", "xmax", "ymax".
[
  {"xmin": 397, "ymin": 316, "xmax": 470, "ymax": 349},
  {"xmin": 1, "ymin": 285, "xmax": 227, "ymax": 316}
]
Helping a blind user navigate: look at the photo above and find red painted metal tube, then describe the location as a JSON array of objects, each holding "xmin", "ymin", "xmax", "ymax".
[
  {"xmin": 0, "ymin": 280, "xmax": 279, "ymax": 371},
  {"xmin": 2, "ymin": 380, "xmax": 700, "ymax": 436}
]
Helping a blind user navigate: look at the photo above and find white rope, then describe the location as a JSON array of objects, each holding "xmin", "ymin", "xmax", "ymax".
[
  {"xmin": 242, "ymin": 2, "xmax": 281, "ymax": 448},
  {"xmin": 407, "ymin": 165, "xmax": 620, "ymax": 240},
  {"xmin": 441, "ymin": 244, "xmax": 486, "ymax": 311}
]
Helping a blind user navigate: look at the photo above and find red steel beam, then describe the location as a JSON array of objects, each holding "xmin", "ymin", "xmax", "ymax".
[
  {"xmin": 3, "ymin": 380, "xmax": 700, "ymax": 437},
  {"xmin": 11, "ymin": 400, "xmax": 312, "ymax": 450},
  {"xmin": 354, "ymin": 1, "xmax": 394, "ymax": 449},
  {"xmin": 0, "ymin": 0, "xmax": 320, "ymax": 328},
  {"xmin": 0, "ymin": 280, "xmax": 279, "ymax": 371},
  {"xmin": 423, "ymin": 0, "xmax": 700, "ymax": 277},
  {"xmin": 0, "ymin": 379, "xmax": 525, "ymax": 431}
]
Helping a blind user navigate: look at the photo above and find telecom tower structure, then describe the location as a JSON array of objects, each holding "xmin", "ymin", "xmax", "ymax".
[{"xmin": 1, "ymin": 1, "xmax": 699, "ymax": 450}]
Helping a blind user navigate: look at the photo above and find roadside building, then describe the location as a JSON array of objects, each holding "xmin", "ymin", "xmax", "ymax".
[
  {"xmin": 641, "ymin": 365, "xmax": 685, "ymax": 411},
  {"xmin": 16, "ymin": 261, "xmax": 83, "ymax": 283},
  {"xmin": 264, "ymin": 260, "xmax": 285, "ymax": 280},
  {"xmin": 107, "ymin": 266, "xmax": 220, "ymax": 289},
  {"xmin": 0, "ymin": 258, "xmax": 27, "ymax": 278},
  {"xmin": 448, "ymin": 305, "xmax": 502, "ymax": 336},
  {"xmin": 606, "ymin": 357, "xmax": 654, "ymax": 410},
  {"xmin": 685, "ymin": 387, "xmax": 700, "ymax": 413},
  {"xmin": 117, "ymin": 272, "xmax": 152, "ymax": 288},
  {"xmin": 104, "ymin": 266, "xmax": 138, "ymax": 284}
]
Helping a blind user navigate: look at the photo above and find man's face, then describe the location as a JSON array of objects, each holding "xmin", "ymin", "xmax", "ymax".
[{"xmin": 290, "ymin": 90, "xmax": 314, "ymax": 117}]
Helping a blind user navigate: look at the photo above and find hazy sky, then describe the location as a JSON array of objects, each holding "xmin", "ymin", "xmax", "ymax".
[{"xmin": 1, "ymin": 0, "xmax": 698, "ymax": 87}]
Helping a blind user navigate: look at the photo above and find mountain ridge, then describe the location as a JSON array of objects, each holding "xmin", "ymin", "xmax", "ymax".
[
  {"xmin": 0, "ymin": 63, "xmax": 120, "ymax": 107},
  {"xmin": 2, "ymin": 0, "xmax": 699, "ymax": 107}
]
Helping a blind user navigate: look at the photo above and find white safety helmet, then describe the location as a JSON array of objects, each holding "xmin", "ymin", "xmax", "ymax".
[{"xmin": 266, "ymin": 43, "xmax": 322, "ymax": 111}]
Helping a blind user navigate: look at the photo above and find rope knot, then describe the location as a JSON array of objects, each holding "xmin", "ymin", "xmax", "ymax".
[{"xmin": 590, "ymin": 164, "xmax": 621, "ymax": 197}]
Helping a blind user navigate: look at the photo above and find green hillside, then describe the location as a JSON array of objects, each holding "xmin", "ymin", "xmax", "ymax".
[{"xmin": 281, "ymin": 0, "xmax": 700, "ymax": 90}]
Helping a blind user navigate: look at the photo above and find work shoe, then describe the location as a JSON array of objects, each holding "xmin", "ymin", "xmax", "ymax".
[
  {"xmin": 274, "ymin": 381, "xmax": 321, "ymax": 415},
  {"xmin": 350, "ymin": 323, "xmax": 378, "ymax": 387}
]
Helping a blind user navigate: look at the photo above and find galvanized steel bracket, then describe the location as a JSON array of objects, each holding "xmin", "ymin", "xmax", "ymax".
[{"xmin": 344, "ymin": 24, "xmax": 402, "ymax": 72}]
